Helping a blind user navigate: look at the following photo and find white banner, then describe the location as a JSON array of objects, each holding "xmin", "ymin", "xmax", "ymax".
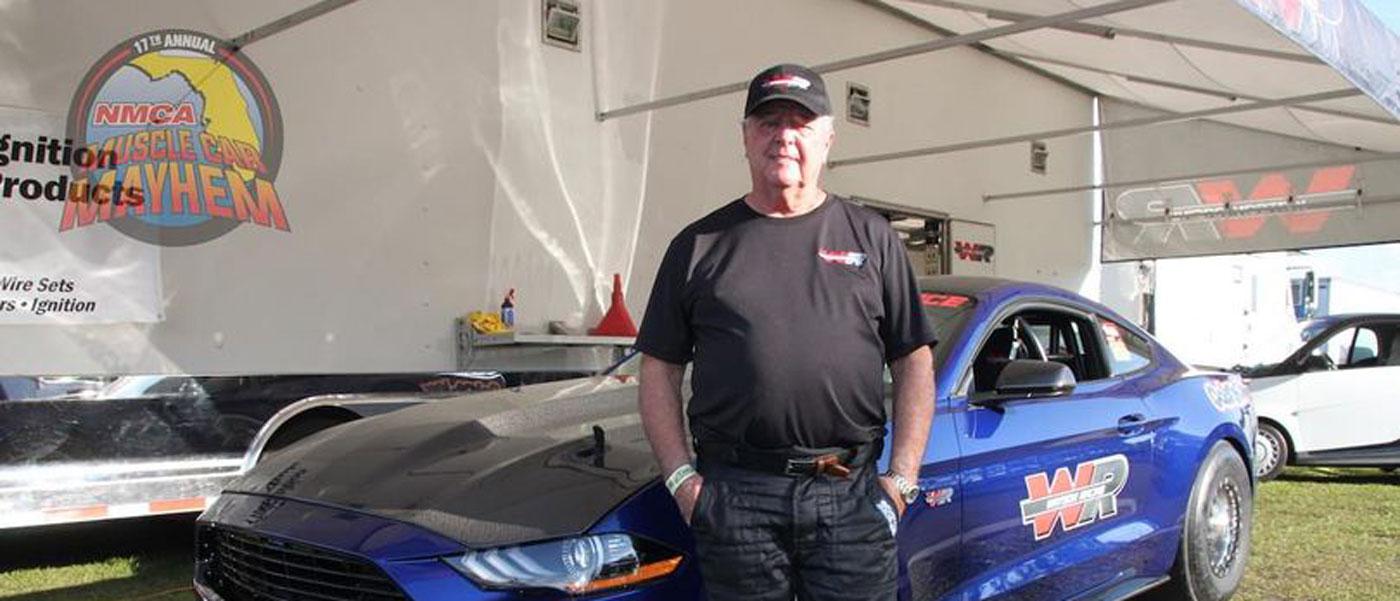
[
  {"xmin": 1101, "ymin": 99, "xmax": 1400, "ymax": 262},
  {"xmin": 0, "ymin": 108, "xmax": 161, "ymax": 324},
  {"xmin": 1235, "ymin": 0, "xmax": 1400, "ymax": 119}
]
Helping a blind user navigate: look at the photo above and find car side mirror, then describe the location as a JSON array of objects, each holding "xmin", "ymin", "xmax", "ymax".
[{"xmin": 973, "ymin": 360, "xmax": 1077, "ymax": 409}]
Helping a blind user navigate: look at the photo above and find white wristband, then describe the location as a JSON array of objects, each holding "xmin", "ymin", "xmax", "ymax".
[{"xmin": 665, "ymin": 464, "xmax": 697, "ymax": 496}]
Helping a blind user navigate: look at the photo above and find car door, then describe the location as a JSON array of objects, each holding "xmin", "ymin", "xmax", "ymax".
[
  {"xmin": 1292, "ymin": 321, "xmax": 1400, "ymax": 453},
  {"xmin": 951, "ymin": 302, "xmax": 1157, "ymax": 600},
  {"xmin": 889, "ymin": 401, "xmax": 962, "ymax": 601}
]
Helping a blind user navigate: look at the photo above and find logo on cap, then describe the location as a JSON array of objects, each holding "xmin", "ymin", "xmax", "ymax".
[{"xmin": 763, "ymin": 75, "xmax": 812, "ymax": 90}]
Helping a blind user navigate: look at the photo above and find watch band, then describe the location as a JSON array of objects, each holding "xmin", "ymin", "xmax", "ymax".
[{"xmin": 882, "ymin": 470, "xmax": 919, "ymax": 504}]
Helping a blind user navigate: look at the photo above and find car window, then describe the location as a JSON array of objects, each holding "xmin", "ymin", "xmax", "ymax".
[
  {"xmin": 968, "ymin": 308, "xmax": 1105, "ymax": 394},
  {"xmin": 1101, "ymin": 320, "xmax": 1153, "ymax": 376},
  {"xmin": 919, "ymin": 291, "xmax": 978, "ymax": 370},
  {"xmin": 1350, "ymin": 328, "xmax": 1379, "ymax": 366},
  {"xmin": 1028, "ymin": 324, "xmax": 1054, "ymax": 351},
  {"xmin": 1314, "ymin": 327, "xmax": 1354, "ymax": 366},
  {"xmin": 1307, "ymin": 327, "xmax": 1383, "ymax": 370},
  {"xmin": 1031, "ymin": 312, "xmax": 1107, "ymax": 383},
  {"xmin": 1306, "ymin": 324, "xmax": 1400, "ymax": 370}
]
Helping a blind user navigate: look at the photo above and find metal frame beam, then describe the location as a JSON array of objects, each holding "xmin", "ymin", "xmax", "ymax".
[
  {"xmin": 1115, "ymin": 188, "xmax": 1363, "ymax": 225},
  {"xmin": 998, "ymin": 50, "xmax": 1398, "ymax": 126},
  {"xmin": 231, "ymin": 0, "xmax": 363, "ymax": 49},
  {"xmin": 981, "ymin": 152, "xmax": 1400, "ymax": 203},
  {"xmin": 851, "ymin": 0, "xmax": 1102, "ymax": 98},
  {"xmin": 596, "ymin": 0, "xmax": 1170, "ymax": 121},
  {"xmin": 829, "ymin": 88, "xmax": 1361, "ymax": 169},
  {"xmin": 904, "ymin": 0, "xmax": 1322, "ymax": 63}
]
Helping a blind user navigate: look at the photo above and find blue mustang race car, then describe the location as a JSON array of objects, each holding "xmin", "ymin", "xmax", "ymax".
[{"xmin": 193, "ymin": 276, "xmax": 1256, "ymax": 601}]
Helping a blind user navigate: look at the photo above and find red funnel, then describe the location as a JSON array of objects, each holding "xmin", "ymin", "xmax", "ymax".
[{"xmin": 590, "ymin": 273, "xmax": 638, "ymax": 336}]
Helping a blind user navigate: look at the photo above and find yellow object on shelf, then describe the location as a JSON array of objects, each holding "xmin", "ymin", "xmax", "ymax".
[{"xmin": 467, "ymin": 310, "xmax": 511, "ymax": 335}]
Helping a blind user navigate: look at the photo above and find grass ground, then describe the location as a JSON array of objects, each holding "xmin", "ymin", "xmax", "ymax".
[
  {"xmin": 0, "ymin": 467, "xmax": 1395, "ymax": 600},
  {"xmin": 1234, "ymin": 467, "xmax": 1400, "ymax": 601},
  {"xmin": 0, "ymin": 514, "xmax": 193, "ymax": 600}
]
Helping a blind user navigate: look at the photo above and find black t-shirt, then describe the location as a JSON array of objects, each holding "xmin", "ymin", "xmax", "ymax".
[{"xmin": 635, "ymin": 195, "xmax": 937, "ymax": 449}]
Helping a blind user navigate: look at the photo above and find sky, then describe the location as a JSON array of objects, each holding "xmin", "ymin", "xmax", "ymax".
[
  {"xmin": 1297, "ymin": 244, "xmax": 1400, "ymax": 296},
  {"xmin": 1358, "ymin": 0, "xmax": 1400, "ymax": 33}
]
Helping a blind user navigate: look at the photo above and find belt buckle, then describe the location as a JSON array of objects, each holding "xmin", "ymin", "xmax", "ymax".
[
  {"xmin": 784, "ymin": 454, "xmax": 852, "ymax": 478},
  {"xmin": 783, "ymin": 457, "xmax": 817, "ymax": 476},
  {"xmin": 813, "ymin": 454, "xmax": 852, "ymax": 478}
]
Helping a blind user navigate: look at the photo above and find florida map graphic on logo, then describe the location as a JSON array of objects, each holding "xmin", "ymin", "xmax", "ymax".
[{"xmin": 65, "ymin": 30, "xmax": 287, "ymax": 246}]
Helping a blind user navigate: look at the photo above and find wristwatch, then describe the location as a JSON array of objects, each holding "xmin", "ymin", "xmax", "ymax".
[{"xmin": 881, "ymin": 471, "xmax": 920, "ymax": 505}]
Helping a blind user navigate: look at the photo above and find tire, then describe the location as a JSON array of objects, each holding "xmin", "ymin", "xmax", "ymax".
[
  {"xmin": 1155, "ymin": 441, "xmax": 1253, "ymax": 601},
  {"xmin": 1253, "ymin": 423, "xmax": 1289, "ymax": 481}
]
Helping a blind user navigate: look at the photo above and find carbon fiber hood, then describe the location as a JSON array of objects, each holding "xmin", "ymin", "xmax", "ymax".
[{"xmin": 223, "ymin": 376, "xmax": 661, "ymax": 547}]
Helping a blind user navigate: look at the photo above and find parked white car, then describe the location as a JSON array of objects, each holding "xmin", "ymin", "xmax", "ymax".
[{"xmin": 1242, "ymin": 314, "xmax": 1400, "ymax": 480}]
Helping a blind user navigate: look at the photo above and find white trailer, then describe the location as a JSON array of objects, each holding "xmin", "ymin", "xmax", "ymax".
[{"xmin": 0, "ymin": 0, "xmax": 1396, "ymax": 527}]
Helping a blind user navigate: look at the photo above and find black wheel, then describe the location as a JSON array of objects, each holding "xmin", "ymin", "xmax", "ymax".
[
  {"xmin": 1253, "ymin": 423, "xmax": 1289, "ymax": 481},
  {"xmin": 1154, "ymin": 441, "xmax": 1253, "ymax": 601}
]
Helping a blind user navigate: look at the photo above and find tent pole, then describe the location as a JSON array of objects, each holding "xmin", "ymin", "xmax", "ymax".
[
  {"xmin": 595, "ymin": 0, "xmax": 1170, "ymax": 121},
  {"xmin": 999, "ymin": 51, "xmax": 1399, "ymax": 126},
  {"xmin": 905, "ymin": 0, "xmax": 1321, "ymax": 63},
  {"xmin": 828, "ymin": 88, "xmax": 1361, "ymax": 169},
  {"xmin": 231, "ymin": 0, "xmax": 363, "ymax": 49},
  {"xmin": 981, "ymin": 152, "xmax": 1400, "ymax": 203}
]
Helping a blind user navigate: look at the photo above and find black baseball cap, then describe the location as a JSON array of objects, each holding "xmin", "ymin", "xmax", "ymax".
[{"xmin": 744, "ymin": 63, "xmax": 831, "ymax": 118}]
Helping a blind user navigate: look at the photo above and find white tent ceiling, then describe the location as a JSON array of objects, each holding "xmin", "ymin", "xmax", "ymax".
[{"xmin": 868, "ymin": 0, "xmax": 1400, "ymax": 153}]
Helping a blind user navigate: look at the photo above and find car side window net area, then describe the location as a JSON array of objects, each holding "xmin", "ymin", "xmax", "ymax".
[
  {"xmin": 970, "ymin": 309, "xmax": 1108, "ymax": 393},
  {"xmin": 1100, "ymin": 320, "xmax": 1154, "ymax": 377}
]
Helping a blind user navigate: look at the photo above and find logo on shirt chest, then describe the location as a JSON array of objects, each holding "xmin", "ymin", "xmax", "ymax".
[{"xmin": 817, "ymin": 248, "xmax": 867, "ymax": 268}]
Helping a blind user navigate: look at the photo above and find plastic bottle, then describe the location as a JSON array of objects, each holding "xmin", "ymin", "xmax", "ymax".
[{"xmin": 500, "ymin": 288, "xmax": 516, "ymax": 330}]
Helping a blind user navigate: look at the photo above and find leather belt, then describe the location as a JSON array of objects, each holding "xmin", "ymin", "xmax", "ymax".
[{"xmin": 696, "ymin": 441, "xmax": 880, "ymax": 478}]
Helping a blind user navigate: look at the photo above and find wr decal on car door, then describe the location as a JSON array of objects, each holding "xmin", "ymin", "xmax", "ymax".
[{"xmin": 1019, "ymin": 454, "xmax": 1130, "ymax": 541}]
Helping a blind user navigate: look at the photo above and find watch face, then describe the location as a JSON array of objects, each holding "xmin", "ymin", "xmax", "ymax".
[{"xmin": 901, "ymin": 488, "xmax": 920, "ymax": 504}]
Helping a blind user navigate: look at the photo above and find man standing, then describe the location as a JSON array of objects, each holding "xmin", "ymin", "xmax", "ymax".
[{"xmin": 635, "ymin": 64, "xmax": 937, "ymax": 601}]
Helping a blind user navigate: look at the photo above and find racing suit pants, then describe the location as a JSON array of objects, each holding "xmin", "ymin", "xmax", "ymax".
[{"xmin": 690, "ymin": 459, "xmax": 899, "ymax": 601}]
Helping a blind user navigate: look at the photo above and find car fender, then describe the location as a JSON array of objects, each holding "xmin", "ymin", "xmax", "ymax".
[
  {"xmin": 1202, "ymin": 423, "xmax": 1255, "ymax": 488},
  {"xmin": 1255, "ymin": 409, "xmax": 1305, "ymax": 453},
  {"xmin": 1143, "ymin": 373, "xmax": 1255, "ymax": 502},
  {"xmin": 1246, "ymin": 374, "xmax": 1311, "ymax": 454}
]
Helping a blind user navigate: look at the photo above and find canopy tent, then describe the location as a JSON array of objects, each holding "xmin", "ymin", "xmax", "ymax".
[
  {"xmin": 859, "ymin": 0, "xmax": 1400, "ymax": 260},
  {"xmin": 597, "ymin": 0, "xmax": 1400, "ymax": 261}
]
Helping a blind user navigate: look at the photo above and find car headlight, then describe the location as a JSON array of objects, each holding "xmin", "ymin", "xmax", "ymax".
[{"xmin": 444, "ymin": 533, "xmax": 682, "ymax": 594}]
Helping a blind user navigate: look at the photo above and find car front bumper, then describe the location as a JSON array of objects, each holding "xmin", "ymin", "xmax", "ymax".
[{"xmin": 194, "ymin": 491, "xmax": 701, "ymax": 600}]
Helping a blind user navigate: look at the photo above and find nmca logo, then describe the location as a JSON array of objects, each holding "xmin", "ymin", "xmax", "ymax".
[
  {"xmin": 1019, "ymin": 454, "xmax": 1129, "ymax": 541},
  {"xmin": 92, "ymin": 102, "xmax": 199, "ymax": 126}
]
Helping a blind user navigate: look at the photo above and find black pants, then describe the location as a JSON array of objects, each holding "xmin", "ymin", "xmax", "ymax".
[{"xmin": 690, "ymin": 459, "xmax": 899, "ymax": 601}]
